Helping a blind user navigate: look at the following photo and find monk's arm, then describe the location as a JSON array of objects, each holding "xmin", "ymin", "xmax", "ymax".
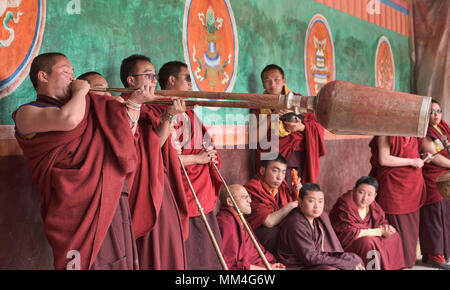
[
  {"xmin": 263, "ymin": 201, "xmax": 298, "ymax": 228},
  {"xmin": 357, "ymin": 228, "xmax": 382, "ymax": 238},
  {"xmin": 179, "ymin": 149, "xmax": 218, "ymax": 166},
  {"xmin": 156, "ymin": 111, "xmax": 176, "ymax": 147},
  {"xmin": 155, "ymin": 99, "xmax": 186, "ymax": 147},
  {"xmin": 423, "ymin": 137, "xmax": 450, "ymax": 168},
  {"xmin": 14, "ymin": 80, "xmax": 89, "ymax": 135},
  {"xmin": 377, "ymin": 136, "xmax": 423, "ymax": 167}
]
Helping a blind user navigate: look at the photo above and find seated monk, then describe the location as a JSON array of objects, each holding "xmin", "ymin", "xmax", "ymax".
[
  {"xmin": 329, "ymin": 176, "xmax": 405, "ymax": 270},
  {"xmin": 244, "ymin": 155, "xmax": 300, "ymax": 254},
  {"xmin": 277, "ymin": 183, "xmax": 365, "ymax": 270},
  {"xmin": 216, "ymin": 184, "xmax": 286, "ymax": 270}
]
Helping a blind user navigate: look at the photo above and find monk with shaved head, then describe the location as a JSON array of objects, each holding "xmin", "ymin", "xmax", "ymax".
[
  {"xmin": 13, "ymin": 52, "xmax": 157, "ymax": 269},
  {"xmin": 216, "ymin": 184, "xmax": 285, "ymax": 270}
]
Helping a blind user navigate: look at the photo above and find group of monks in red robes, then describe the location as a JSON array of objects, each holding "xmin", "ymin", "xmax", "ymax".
[{"xmin": 14, "ymin": 54, "xmax": 450, "ymax": 270}]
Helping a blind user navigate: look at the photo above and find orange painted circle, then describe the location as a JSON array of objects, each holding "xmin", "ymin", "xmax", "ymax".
[
  {"xmin": 0, "ymin": 0, "xmax": 46, "ymax": 98},
  {"xmin": 304, "ymin": 14, "xmax": 335, "ymax": 96},
  {"xmin": 183, "ymin": 0, "xmax": 238, "ymax": 93},
  {"xmin": 375, "ymin": 36, "xmax": 395, "ymax": 90}
]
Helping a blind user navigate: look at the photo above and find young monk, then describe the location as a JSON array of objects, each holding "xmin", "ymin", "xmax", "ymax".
[
  {"xmin": 252, "ymin": 64, "xmax": 326, "ymax": 185},
  {"xmin": 420, "ymin": 99, "xmax": 450, "ymax": 269},
  {"xmin": 13, "ymin": 52, "xmax": 155, "ymax": 270},
  {"xmin": 369, "ymin": 135, "xmax": 429, "ymax": 268},
  {"xmin": 244, "ymin": 154, "xmax": 300, "ymax": 254},
  {"xmin": 146, "ymin": 61, "xmax": 224, "ymax": 270},
  {"xmin": 216, "ymin": 184, "xmax": 286, "ymax": 270},
  {"xmin": 329, "ymin": 176, "xmax": 405, "ymax": 270},
  {"xmin": 119, "ymin": 54, "xmax": 189, "ymax": 270},
  {"xmin": 276, "ymin": 183, "xmax": 365, "ymax": 270}
]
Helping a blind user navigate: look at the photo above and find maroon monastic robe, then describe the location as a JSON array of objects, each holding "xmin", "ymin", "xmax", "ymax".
[
  {"xmin": 121, "ymin": 94, "xmax": 190, "ymax": 270},
  {"xmin": 217, "ymin": 207, "xmax": 276, "ymax": 270},
  {"xmin": 244, "ymin": 175, "xmax": 295, "ymax": 253},
  {"xmin": 329, "ymin": 191, "xmax": 405, "ymax": 270},
  {"xmin": 369, "ymin": 136, "xmax": 425, "ymax": 268},
  {"xmin": 253, "ymin": 108, "xmax": 326, "ymax": 184},
  {"xmin": 145, "ymin": 106, "xmax": 223, "ymax": 217},
  {"xmin": 143, "ymin": 104, "xmax": 222, "ymax": 269},
  {"xmin": 422, "ymin": 120, "xmax": 450, "ymax": 205},
  {"xmin": 420, "ymin": 120, "xmax": 450, "ymax": 259},
  {"xmin": 277, "ymin": 210, "xmax": 363, "ymax": 270},
  {"xmin": 369, "ymin": 136, "xmax": 425, "ymax": 214},
  {"xmin": 14, "ymin": 94, "xmax": 138, "ymax": 270},
  {"xmin": 244, "ymin": 175, "xmax": 295, "ymax": 230}
]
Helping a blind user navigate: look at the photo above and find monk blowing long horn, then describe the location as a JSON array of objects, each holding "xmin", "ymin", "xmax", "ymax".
[
  {"xmin": 91, "ymin": 80, "xmax": 432, "ymax": 137},
  {"xmin": 202, "ymin": 143, "xmax": 273, "ymax": 270},
  {"xmin": 177, "ymin": 155, "xmax": 229, "ymax": 270}
]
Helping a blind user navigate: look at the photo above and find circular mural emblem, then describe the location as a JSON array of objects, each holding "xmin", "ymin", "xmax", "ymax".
[
  {"xmin": 375, "ymin": 35, "xmax": 395, "ymax": 90},
  {"xmin": 304, "ymin": 14, "xmax": 335, "ymax": 96},
  {"xmin": 183, "ymin": 0, "xmax": 238, "ymax": 96},
  {"xmin": 0, "ymin": 0, "xmax": 46, "ymax": 98}
]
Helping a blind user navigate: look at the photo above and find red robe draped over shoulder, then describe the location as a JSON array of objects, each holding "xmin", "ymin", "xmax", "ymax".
[
  {"xmin": 217, "ymin": 207, "xmax": 276, "ymax": 270},
  {"xmin": 14, "ymin": 94, "xmax": 137, "ymax": 270},
  {"xmin": 120, "ymin": 95, "xmax": 189, "ymax": 241},
  {"xmin": 254, "ymin": 111, "xmax": 326, "ymax": 183},
  {"xmin": 329, "ymin": 191, "xmax": 405, "ymax": 270},
  {"xmin": 144, "ymin": 105, "xmax": 222, "ymax": 217},
  {"xmin": 422, "ymin": 120, "xmax": 450, "ymax": 205},
  {"xmin": 369, "ymin": 136, "xmax": 425, "ymax": 214},
  {"xmin": 244, "ymin": 175, "xmax": 295, "ymax": 230}
]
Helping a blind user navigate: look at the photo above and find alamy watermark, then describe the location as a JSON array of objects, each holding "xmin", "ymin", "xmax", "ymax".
[{"xmin": 170, "ymin": 112, "xmax": 280, "ymax": 161}]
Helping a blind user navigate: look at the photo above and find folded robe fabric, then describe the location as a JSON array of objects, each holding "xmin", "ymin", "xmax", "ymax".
[
  {"xmin": 244, "ymin": 174, "xmax": 295, "ymax": 230},
  {"xmin": 252, "ymin": 87, "xmax": 326, "ymax": 183},
  {"xmin": 422, "ymin": 120, "xmax": 450, "ymax": 205},
  {"xmin": 144, "ymin": 104, "xmax": 222, "ymax": 217},
  {"xmin": 120, "ymin": 94, "xmax": 189, "ymax": 241},
  {"xmin": 369, "ymin": 136, "xmax": 425, "ymax": 215},
  {"xmin": 14, "ymin": 94, "xmax": 137, "ymax": 270},
  {"xmin": 329, "ymin": 191, "xmax": 406, "ymax": 270},
  {"xmin": 217, "ymin": 207, "xmax": 276, "ymax": 270}
]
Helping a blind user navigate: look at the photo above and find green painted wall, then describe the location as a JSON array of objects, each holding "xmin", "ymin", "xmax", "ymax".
[{"xmin": 0, "ymin": 0, "xmax": 410, "ymax": 125}]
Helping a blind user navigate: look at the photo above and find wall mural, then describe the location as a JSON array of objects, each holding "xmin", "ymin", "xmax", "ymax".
[
  {"xmin": 375, "ymin": 35, "xmax": 395, "ymax": 90},
  {"xmin": 304, "ymin": 14, "xmax": 335, "ymax": 96},
  {"xmin": 183, "ymin": 0, "xmax": 238, "ymax": 99},
  {"xmin": 0, "ymin": 0, "xmax": 46, "ymax": 98}
]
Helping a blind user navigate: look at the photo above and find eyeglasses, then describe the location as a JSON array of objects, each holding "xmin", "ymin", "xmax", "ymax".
[
  {"xmin": 177, "ymin": 73, "xmax": 192, "ymax": 82},
  {"xmin": 133, "ymin": 73, "xmax": 159, "ymax": 81},
  {"xmin": 430, "ymin": 109, "xmax": 443, "ymax": 114}
]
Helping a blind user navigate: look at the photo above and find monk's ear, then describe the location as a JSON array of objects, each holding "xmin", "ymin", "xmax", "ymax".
[
  {"xmin": 259, "ymin": 166, "xmax": 265, "ymax": 176},
  {"xmin": 37, "ymin": 71, "xmax": 49, "ymax": 83},
  {"xmin": 226, "ymin": 197, "xmax": 234, "ymax": 208},
  {"xmin": 168, "ymin": 75, "xmax": 176, "ymax": 87},
  {"xmin": 126, "ymin": 75, "xmax": 136, "ymax": 88}
]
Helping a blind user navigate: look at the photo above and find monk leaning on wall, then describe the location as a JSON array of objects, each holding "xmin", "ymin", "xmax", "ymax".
[{"xmin": 12, "ymin": 52, "xmax": 158, "ymax": 270}]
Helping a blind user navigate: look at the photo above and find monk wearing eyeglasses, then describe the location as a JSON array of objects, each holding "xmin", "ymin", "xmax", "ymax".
[
  {"xmin": 420, "ymin": 99, "xmax": 450, "ymax": 269},
  {"xmin": 119, "ymin": 54, "xmax": 190, "ymax": 270}
]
